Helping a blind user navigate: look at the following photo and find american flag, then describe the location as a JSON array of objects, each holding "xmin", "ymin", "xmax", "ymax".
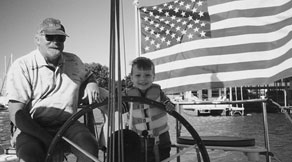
[{"xmin": 138, "ymin": 0, "xmax": 292, "ymax": 94}]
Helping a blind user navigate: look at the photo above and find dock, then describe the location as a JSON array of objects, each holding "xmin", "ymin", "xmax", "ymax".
[{"xmin": 174, "ymin": 101, "xmax": 245, "ymax": 116}]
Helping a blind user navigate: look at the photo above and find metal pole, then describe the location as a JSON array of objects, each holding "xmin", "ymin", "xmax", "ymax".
[
  {"xmin": 133, "ymin": 0, "xmax": 141, "ymax": 57},
  {"xmin": 176, "ymin": 103, "xmax": 181, "ymax": 162},
  {"xmin": 62, "ymin": 136, "xmax": 101, "ymax": 162},
  {"xmin": 262, "ymin": 101, "xmax": 271, "ymax": 162}
]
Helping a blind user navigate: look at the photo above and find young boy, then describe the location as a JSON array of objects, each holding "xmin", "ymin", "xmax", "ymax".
[{"xmin": 124, "ymin": 56, "xmax": 175, "ymax": 162}]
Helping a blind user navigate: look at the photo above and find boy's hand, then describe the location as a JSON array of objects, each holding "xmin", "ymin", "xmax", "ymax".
[{"xmin": 164, "ymin": 101, "xmax": 175, "ymax": 113}]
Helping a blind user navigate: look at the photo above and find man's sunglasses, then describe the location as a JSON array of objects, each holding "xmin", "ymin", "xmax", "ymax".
[{"xmin": 45, "ymin": 35, "xmax": 66, "ymax": 43}]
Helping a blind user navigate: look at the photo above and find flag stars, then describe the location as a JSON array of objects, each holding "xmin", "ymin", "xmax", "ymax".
[
  {"xmin": 187, "ymin": 24, "xmax": 193, "ymax": 29},
  {"xmin": 188, "ymin": 15, "xmax": 193, "ymax": 21},
  {"xmin": 140, "ymin": 0, "xmax": 210, "ymax": 53},
  {"xmin": 192, "ymin": 7, "xmax": 198, "ymax": 13},
  {"xmin": 197, "ymin": 1, "xmax": 203, "ymax": 6},
  {"xmin": 200, "ymin": 31, "xmax": 206, "ymax": 37},
  {"xmin": 155, "ymin": 43, "xmax": 161, "ymax": 49},
  {"xmin": 181, "ymin": 30, "xmax": 187, "ymax": 35},
  {"xmin": 154, "ymin": 23, "xmax": 160, "ymax": 28},
  {"xmin": 155, "ymin": 15, "xmax": 160, "ymax": 19},
  {"xmin": 199, "ymin": 11, "xmax": 204, "ymax": 17},
  {"xmin": 188, "ymin": 33, "xmax": 193, "ymax": 39},
  {"xmin": 181, "ymin": 11, "xmax": 186, "ymax": 17},
  {"xmin": 144, "ymin": 26, "xmax": 149, "ymax": 31},
  {"xmin": 194, "ymin": 27, "xmax": 199, "ymax": 32},
  {"xmin": 171, "ymin": 33, "xmax": 176, "ymax": 38},
  {"xmin": 194, "ymin": 19, "xmax": 200, "ymax": 24},
  {"xmin": 165, "ymin": 30, "xmax": 170, "ymax": 35},
  {"xmin": 165, "ymin": 12, "xmax": 170, "ymax": 17},
  {"xmin": 179, "ymin": 1, "xmax": 184, "ymax": 6},
  {"xmin": 144, "ymin": 46, "xmax": 150, "ymax": 51},
  {"xmin": 149, "ymin": 11, "xmax": 154, "ymax": 16},
  {"xmin": 155, "ymin": 33, "xmax": 160, "ymax": 38},
  {"xmin": 185, "ymin": 4, "xmax": 191, "ymax": 10},
  {"xmin": 171, "ymin": 15, "xmax": 176, "ymax": 20}
]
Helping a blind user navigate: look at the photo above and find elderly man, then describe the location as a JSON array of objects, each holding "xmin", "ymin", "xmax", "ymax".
[{"xmin": 6, "ymin": 18, "xmax": 107, "ymax": 162}]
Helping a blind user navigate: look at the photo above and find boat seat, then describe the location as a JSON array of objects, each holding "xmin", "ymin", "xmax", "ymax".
[
  {"xmin": 175, "ymin": 135, "xmax": 266, "ymax": 161},
  {"xmin": 177, "ymin": 135, "xmax": 255, "ymax": 147}
]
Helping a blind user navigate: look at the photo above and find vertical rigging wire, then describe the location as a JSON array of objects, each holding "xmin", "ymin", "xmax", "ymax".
[
  {"xmin": 107, "ymin": 0, "xmax": 116, "ymax": 161},
  {"xmin": 107, "ymin": 0, "xmax": 125, "ymax": 161}
]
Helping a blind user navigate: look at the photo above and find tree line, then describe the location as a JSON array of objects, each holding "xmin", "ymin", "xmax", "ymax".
[{"xmin": 85, "ymin": 63, "xmax": 132, "ymax": 90}]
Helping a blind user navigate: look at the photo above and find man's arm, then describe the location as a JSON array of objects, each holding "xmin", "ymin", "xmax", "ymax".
[
  {"xmin": 8, "ymin": 101, "xmax": 53, "ymax": 149},
  {"xmin": 80, "ymin": 73, "xmax": 108, "ymax": 104}
]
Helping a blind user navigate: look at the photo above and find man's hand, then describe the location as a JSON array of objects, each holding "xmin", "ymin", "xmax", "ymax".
[{"xmin": 82, "ymin": 82, "xmax": 107, "ymax": 104}]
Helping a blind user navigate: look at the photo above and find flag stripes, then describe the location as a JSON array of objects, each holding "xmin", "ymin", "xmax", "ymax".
[{"xmin": 139, "ymin": 0, "xmax": 292, "ymax": 93}]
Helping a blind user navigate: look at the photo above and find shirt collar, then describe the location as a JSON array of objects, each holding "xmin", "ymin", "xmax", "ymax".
[{"xmin": 34, "ymin": 48, "xmax": 65, "ymax": 67}]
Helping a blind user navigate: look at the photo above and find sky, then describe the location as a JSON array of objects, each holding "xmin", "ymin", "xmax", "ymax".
[{"xmin": 0, "ymin": 0, "xmax": 166, "ymax": 87}]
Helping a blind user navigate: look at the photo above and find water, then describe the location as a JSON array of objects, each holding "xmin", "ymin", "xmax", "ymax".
[{"xmin": 1, "ymin": 109, "xmax": 292, "ymax": 162}]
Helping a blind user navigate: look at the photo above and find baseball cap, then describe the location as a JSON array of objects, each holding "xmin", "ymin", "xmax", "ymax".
[{"xmin": 38, "ymin": 18, "xmax": 69, "ymax": 36}]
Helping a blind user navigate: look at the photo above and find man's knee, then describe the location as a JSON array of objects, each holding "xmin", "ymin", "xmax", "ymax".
[
  {"xmin": 65, "ymin": 122, "xmax": 99, "ymax": 158},
  {"xmin": 71, "ymin": 131, "xmax": 99, "ymax": 151},
  {"xmin": 16, "ymin": 133, "xmax": 46, "ymax": 162}
]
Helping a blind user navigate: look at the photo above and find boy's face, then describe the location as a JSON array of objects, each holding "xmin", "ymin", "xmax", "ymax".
[{"xmin": 131, "ymin": 65, "xmax": 155, "ymax": 91}]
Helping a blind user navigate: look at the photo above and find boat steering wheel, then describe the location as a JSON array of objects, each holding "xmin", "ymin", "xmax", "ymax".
[{"xmin": 45, "ymin": 96, "xmax": 210, "ymax": 162}]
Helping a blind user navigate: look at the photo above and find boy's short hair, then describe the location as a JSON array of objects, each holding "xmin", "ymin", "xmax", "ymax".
[{"xmin": 131, "ymin": 57, "xmax": 155, "ymax": 74}]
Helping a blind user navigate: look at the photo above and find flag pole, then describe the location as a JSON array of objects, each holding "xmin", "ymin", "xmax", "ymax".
[
  {"xmin": 4, "ymin": 56, "xmax": 7, "ymax": 76},
  {"xmin": 133, "ymin": 0, "xmax": 141, "ymax": 57}
]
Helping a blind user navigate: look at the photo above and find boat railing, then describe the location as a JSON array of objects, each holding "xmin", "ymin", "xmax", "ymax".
[
  {"xmin": 173, "ymin": 98, "xmax": 272, "ymax": 162},
  {"xmin": 268, "ymin": 99, "xmax": 292, "ymax": 126}
]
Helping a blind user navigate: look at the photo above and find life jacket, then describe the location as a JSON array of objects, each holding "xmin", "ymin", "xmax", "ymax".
[{"xmin": 125, "ymin": 84, "xmax": 169, "ymax": 137}]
